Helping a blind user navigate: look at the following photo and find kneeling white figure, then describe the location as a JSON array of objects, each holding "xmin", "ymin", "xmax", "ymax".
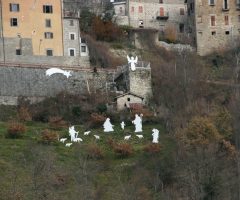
[{"xmin": 103, "ymin": 118, "xmax": 114, "ymax": 132}]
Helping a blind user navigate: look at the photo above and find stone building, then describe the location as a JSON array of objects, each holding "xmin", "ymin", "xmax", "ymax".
[
  {"xmin": 0, "ymin": 0, "xmax": 89, "ymax": 66},
  {"xmin": 187, "ymin": 0, "xmax": 240, "ymax": 56}
]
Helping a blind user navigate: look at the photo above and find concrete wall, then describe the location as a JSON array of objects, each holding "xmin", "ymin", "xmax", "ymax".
[
  {"xmin": 117, "ymin": 94, "xmax": 143, "ymax": 111},
  {"xmin": 187, "ymin": 0, "xmax": 240, "ymax": 56},
  {"xmin": 0, "ymin": 65, "xmax": 110, "ymax": 105}
]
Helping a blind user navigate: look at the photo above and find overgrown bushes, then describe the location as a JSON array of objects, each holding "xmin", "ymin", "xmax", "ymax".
[
  {"xmin": 40, "ymin": 129, "xmax": 58, "ymax": 144},
  {"xmin": 6, "ymin": 122, "xmax": 26, "ymax": 139}
]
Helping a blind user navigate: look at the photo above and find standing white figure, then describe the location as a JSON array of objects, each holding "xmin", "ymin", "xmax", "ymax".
[
  {"xmin": 103, "ymin": 118, "xmax": 114, "ymax": 132},
  {"xmin": 46, "ymin": 68, "xmax": 72, "ymax": 78},
  {"xmin": 127, "ymin": 55, "xmax": 138, "ymax": 71},
  {"xmin": 132, "ymin": 114, "xmax": 143, "ymax": 132},
  {"xmin": 69, "ymin": 126, "xmax": 79, "ymax": 142},
  {"xmin": 120, "ymin": 121, "xmax": 125, "ymax": 130},
  {"xmin": 152, "ymin": 128, "xmax": 159, "ymax": 143}
]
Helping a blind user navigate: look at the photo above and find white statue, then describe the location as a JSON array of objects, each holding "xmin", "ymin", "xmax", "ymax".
[
  {"xmin": 136, "ymin": 134, "xmax": 143, "ymax": 139},
  {"xmin": 127, "ymin": 55, "xmax": 138, "ymax": 71},
  {"xmin": 46, "ymin": 68, "xmax": 72, "ymax": 78},
  {"xmin": 132, "ymin": 114, "xmax": 143, "ymax": 132},
  {"xmin": 152, "ymin": 128, "xmax": 159, "ymax": 143},
  {"xmin": 120, "ymin": 121, "xmax": 125, "ymax": 130},
  {"xmin": 69, "ymin": 126, "xmax": 79, "ymax": 142},
  {"xmin": 124, "ymin": 135, "xmax": 131, "ymax": 140},
  {"xmin": 103, "ymin": 118, "xmax": 114, "ymax": 132}
]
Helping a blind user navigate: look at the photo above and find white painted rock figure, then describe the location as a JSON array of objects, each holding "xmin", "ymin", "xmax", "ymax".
[
  {"xmin": 60, "ymin": 138, "xmax": 67, "ymax": 143},
  {"xmin": 94, "ymin": 135, "xmax": 100, "ymax": 140},
  {"xmin": 127, "ymin": 55, "xmax": 138, "ymax": 71},
  {"xmin": 103, "ymin": 118, "xmax": 114, "ymax": 132},
  {"xmin": 132, "ymin": 114, "xmax": 143, "ymax": 133},
  {"xmin": 84, "ymin": 131, "xmax": 91, "ymax": 135},
  {"xmin": 152, "ymin": 128, "xmax": 159, "ymax": 143},
  {"xmin": 136, "ymin": 134, "xmax": 143, "ymax": 139},
  {"xmin": 120, "ymin": 121, "xmax": 125, "ymax": 130},
  {"xmin": 65, "ymin": 143, "xmax": 72, "ymax": 147},
  {"xmin": 124, "ymin": 135, "xmax": 131, "ymax": 140},
  {"xmin": 69, "ymin": 126, "xmax": 79, "ymax": 142},
  {"xmin": 46, "ymin": 68, "xmax": 72, "ymax": 78}
]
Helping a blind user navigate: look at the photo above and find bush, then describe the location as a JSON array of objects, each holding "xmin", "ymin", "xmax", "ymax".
[
  {"xmin": 96, "ymin": 103, "xmax": 107, "ymax": 113},
  {"xmin": 48, "ymin": 116, "xmax": 68, "ymax": 129},
  {"xmin": 89, "ymin": 113, "xmax": 106, "ymax": 128},
  {"xmin": 6, "ymin": 122, "xmax": 26, "ymax": 139},
  {"xmin": 40, "ymin": 129, "xmax": 58, "ymax": 144},
  {"xmin": 18, "ymin": 106, "xmax": 32, "ymax": 121},
  {"xmin": 113, "ymin": 143, "xmax": 133, "ymax": 158},
  {"xmin": 143, "ymin": 143, "xmax": 161, "ymax": 154},
  {"xmin": 86, "ymin": 144, "xmax": 104, "ymax": 159},
  {"xmin": 72, "ymin": 106, "xmax": 82, "ymax": 117}
]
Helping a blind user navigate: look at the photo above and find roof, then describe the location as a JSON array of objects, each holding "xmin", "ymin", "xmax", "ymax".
[{"xmin": 115, "ymin": 92, "xmax": 144, "ymax": 100}]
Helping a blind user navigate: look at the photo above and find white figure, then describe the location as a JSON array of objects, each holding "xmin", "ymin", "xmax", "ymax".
[
  {"xmin": 127, "ymin": 55, "xmax": 138, "ymax": 71},
  {"xmin": 152, "ymin": 128, "xmax": 159, "ymax": 143},
  {"xmin": 84, "ymin": 131, "xmax": 91, "ymax": 136},
  {"xmin": 94, "ymin": 135, "xmax": 100, "ymax": 140},
  {"xmin": 132, "ymin": 114, "xmax": 143, "ymax": 133},
  {"xmin": 124, "ymin": 135, "xmax": 131, "ymax": 140},
  {"xmin": 120, "ymin": 121, "xmax": 125, "ymax": 130},
  {"xmin": 136, "ymin": 135, "xmax": 143, "ymax": 139},
  {"xmin": 46, "ymin": 68, "xmax": 72, "ymax": 78},
  {"xmin": 65, "ymin": 143, "xmax": 72, "ymax": 147},
  {"xmin": 73, "ymin": 137, "xmax": 83, "ymax": 142},
  {"xmin": 69, "ymin": 126, "xmax": 79, "ymax": 142},
  {"xmin": 103, "ymin": 118, "xmax": 114, "ymax": 132},
  {"xmin": 60, "ymin": 138, "xmax": 67, "ymax": 143}
]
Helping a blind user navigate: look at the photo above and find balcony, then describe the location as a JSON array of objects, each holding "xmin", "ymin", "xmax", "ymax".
[{"xmin": 156, "ymin": 13, "xmax": 169, "ymax": 20}]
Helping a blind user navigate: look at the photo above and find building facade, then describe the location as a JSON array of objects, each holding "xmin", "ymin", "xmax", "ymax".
[
  {"xmin": 0, "ymin": 0, "xmax": 89, "ymax": 66},
  {"xmin": 187, "ymin": 0, "xmax": 240, "ymax": 56}
]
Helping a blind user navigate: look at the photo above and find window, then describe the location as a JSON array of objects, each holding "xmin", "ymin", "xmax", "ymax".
[
  {"xmin": 160, "ymin": 7, "xmax": 164, "ymax": 16},
  {"xmin": 180, "ymin": 8, "xmax": 184, "ymax": 15},
  {"xmin": 179, "ymin": 23, "xmax": 184, "ymax": 33},
  {"xmin": 45, "ymin": 19, "xmax": 51, "ymax": 27},
  {"xmin": 127, "ymin": 97, "xmax": 130, "ymax": 101},
  {"xmin": 238, "ymin": 15, "xmax": 240, "ymax": 22},
  {"xmin": 46, "ymin": 49, "xmax": 53, "ymax": 56},
  {"xmin": 139, "ymin": 6, "xmax": 143, "ymax": 13},
  {"xmin": 159, "ymin": 0, "xmax": 163, "ymax": 3},
  {"xmin": 81, "ymin": 38, "xmax": 86, "ymax": 43},
  {"xmin": 10, "ymin": 18, "xmax": 18, "ymax": 26},
  {"xmin": 225, "ymin": 31, "xmax": 230, "ymax": 35},
  {"xmin": 16, "ymin": 49, "xmax": 21, "ymax": 55},
  {"xmin": 131, "ymin": 6, "xmax": 134, "ymax": 12},
  {"xmin": 69, "ymin": 33, "xmax": 75, "ymax": 40},
  {"xmin": 237, "ymin": 0, "xmax": 240, "ymax": 9},
  {"xmin": 209, "ymin": 0, "xmax": 215, "ymax": 5},
  {"xmin": 43, "ymin": 5, "xmax": 53, "ymax": 13},
  {"xmin": 225, "ymin": 15, "xmax": 229, "ymax": 25},
  {"xmin": 139, "ymin": 20, "xmax": 144, "ymax": 28},
  {"xmin": 81, "ymin": 46, "xmax": 86, "ymax": 52},
  {"xmin": 44, "ymin": 32, "xmax": 53, "ymax": 39},
  {"xmin": 223, "ymin": 0, "xmax": 229, "ymax": 10},
  {"xmin": 210, "ymin": 15, "xmax": 216, "ymax": 26},
  {"xmin": 69, "ymin": 20, "xmax": 74, "ymax": 26},
  {"xmin": 10, "ymin": 3, "xmax": 19, "ymax": 12},
  {"xmin": 69, "ymin": 48, "xmax": 75, "ymax": 56},
  {"xmin": 120, "ymin": 7, "xmax": 123, "ymax": 13},
  {"xmin": 212, "ymin": 31, "xmax": 216, "ymax": 35},
  {"xmin": 190, "ymin": 2, "xmax": 194, "ymax": 12}
]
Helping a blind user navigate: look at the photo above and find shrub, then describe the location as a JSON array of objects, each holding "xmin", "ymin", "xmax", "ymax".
[
  {"xmin": 72, "ymin": 106, "xmax": 82, "ymax": 117},
  {"xmin": 86, "ymin": 144, "xmax": 104, "ymax": 159},
  {"xmin": 96, "ymin": 103, "xmax": 107, "ymax": 113},
  {"xmin": 6, "ymin": 122, "xmax": 26, "ymax": 139},
  {"xmin": 113, "ymin": 143, "xmax": 133, "ymax": 158},
  {"xmin": 48, "ymin": 116, "xmax": 68, "ymax": 129},
  {"xmin": 89, "ymin": 113, "xmax": 106, "ymax": 128},
  {"xmin": 18, "ymin": 106, "xmax": 32, "ymax": 121},
  {"xmin": 143, "ymin": 143, "xmax": 161, "ymax": 154},
  {"xmin": 40, "ymin": 129, "xmax": 58, "ymax": 144}
]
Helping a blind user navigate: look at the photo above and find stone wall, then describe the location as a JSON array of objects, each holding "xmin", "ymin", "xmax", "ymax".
[
  {"xmin": 0, "ymin": 65, "xmax": 111, "ymax": 105},
  {"xmin": 116, "ymin": 94, "xmax": 143, "ymax": 111},
  {"xmin": 187, "ymin": 0, "xmax": 240, "ymax": 56}
]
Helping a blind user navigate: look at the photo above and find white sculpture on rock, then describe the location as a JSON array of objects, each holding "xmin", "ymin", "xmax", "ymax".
[
  {"xmin": 136, "ymin": 134, "xmax": 143, "ymax": 139},
  {"xmin": 152, "ymin": 128, "xmax": 159, "ymax": 143},
  {"xmin": 94, "ymin": 135, "xmax": 100, "ymax": 140},
  {"xmin": 73, "ymin": 137, "xmax": 83, "ymax": 142},
  {"xmin": 120, "ymin": 121, "xmax": 125, "ymax": 130},
  {"xmin": 132, "ymin": 114, "xmax": 143, "ymax": 133},
  {"xmin": 103, "ymin": 118, "xmax": 114, "ymax": 132},
  {"xmin": 69, "ymin": 126, "xmax": 79, "ymax": 142},
  {"xmin": 127, "ymin": 55, "xmax": 138, "ymax": 71},
  {"xmin": 46, "ymin": 68, "xmax": 72, "ymax": 78},
  {"xmin": 84, "ymin": 131, "xmax": 91, "ymax": 136},
  {"xmin": 65, "ymin": 143, "xmax": 72, "ymax": 147},
  {"xmin": 124, "ymin": 135, "xmax": 131, "ymax": 140},
  {"xmin": 60, "ymin": 138, "xmax": 67, "ymax": 143}
]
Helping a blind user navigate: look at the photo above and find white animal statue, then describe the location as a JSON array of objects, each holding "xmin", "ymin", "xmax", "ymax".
[
  {"xmin": 73, "ymin": 137, "xmax": 83, "ymax": 142},
  {"xmin": 103, "ymin": 118, "xmax": 114, "ymax": 132},
  {"xmin": 94, "ymin": 135, "xmax": 100, "ymax": 140},
  {"xmin": 120, "ymin": 121, "xmax": 125, "ymax": 130},
  {"xmin": 84, "ymin": 131, "xmax": 91, "ymax": 136},
  {"xmin": 132, "ymin": 114, "xmax": 143, "ymax": 133},
  {"xmin": 69, "ymin": 126, "xmax": 79, "ymax": 142},
  {"xmin": 60, "ymin": 138, "xmax": 67, "ymax": 143},
  {"xmin": 127, "ymin": 55, "xmax": 138, "ymax": 71},
  {"xmin": 46, "ymin": 68, "xmax": 72, "ymax": 78},
  {"xmin": 65, "ymin": 143, "xmax": 72, "ymax": 147},
  {"xmin": 152, "ymin": 128, "xmax": 159, "ymax": 143},
  {"xmin": 124, "ymin": 135, "xmax": 131, "ymax": 140},
  {"xmin": 136, "ymin": 135, "xmax": 143, "ymax": 139}
]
